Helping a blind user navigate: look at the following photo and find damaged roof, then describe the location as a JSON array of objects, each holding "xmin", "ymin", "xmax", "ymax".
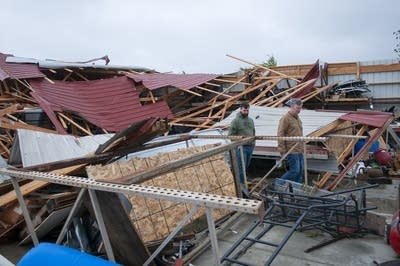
[
  {"xmin": 0, "ymin": 53, "xmax": 45, "ymax": 81},
  {"xmin": 30, "ymin": 76, "xmax": 173, "ymax": 133},
  {"xmin": 340, "ymin": 111, "xmax": 393, "ymax": 127},
  {"xmin": 6, "ymin": 55, "xmax": 151, "ymax": 72},
  {"xmin": 126, "ymin": 72, "xmax": 219, "ymax": 90}
]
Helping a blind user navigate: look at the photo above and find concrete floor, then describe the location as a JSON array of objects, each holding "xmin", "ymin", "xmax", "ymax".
[
  {"xmin": 192, "ymin": 181, "xmax": 400, "ymax": 266},
  {"xmin": 192, "ymin": 213, "xmax": 398, "ymax": 266}
]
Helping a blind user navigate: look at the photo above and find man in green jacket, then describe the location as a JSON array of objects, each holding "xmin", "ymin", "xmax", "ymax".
[{"xmin": 229, "ymin": 102, "xmax": 255, "ymax": 184}]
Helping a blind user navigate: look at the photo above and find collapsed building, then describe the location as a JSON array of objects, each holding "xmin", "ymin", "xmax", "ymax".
[{"xmin": 0, "ymin": 52, "xmax": 399, "ymax": 265}]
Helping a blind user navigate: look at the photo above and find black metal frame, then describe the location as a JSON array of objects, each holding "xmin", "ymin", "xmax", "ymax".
[{"xmin": 220, "ymin": 180, "xmax": 378, "ymax": 266}]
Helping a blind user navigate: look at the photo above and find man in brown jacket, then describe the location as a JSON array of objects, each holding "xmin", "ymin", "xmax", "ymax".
[{"xmin": 277, "ymin": 98, "xmax": 304, "ymax": 183}]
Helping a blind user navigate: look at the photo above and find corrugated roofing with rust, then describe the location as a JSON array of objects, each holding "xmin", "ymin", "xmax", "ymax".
[
  {"xmin": 126, "ymin": 73, "xmax": 219, "ymax": 90},
  {"xmin": 0, "ymin": 53, "xmax": 45, "ymax": 81},
  {"xmin": 30, "ymin": 76, "xmax": 173, "ymax": 133}
]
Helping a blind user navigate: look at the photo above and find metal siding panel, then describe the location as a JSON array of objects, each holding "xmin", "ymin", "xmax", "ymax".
[
  {"xmin": 16, "ymin": 129, "xmax": 114, "ymax": 167},
  {"xmin": 214, "ymin": 105, "xmax": 343, "ymax": 148}
]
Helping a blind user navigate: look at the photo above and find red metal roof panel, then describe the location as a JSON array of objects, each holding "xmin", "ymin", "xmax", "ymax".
[
  {"xmin": 30, "ymin": 76, "xmax": 173, "ymax": 133},
  {"xmin": 339, "ymin": 111, "xmax": 393, "ymax": 128},
  {"xmin": 126, "ymin": 73, "xmax": 219, "ymax": 90},
  {"xmin": 0, "ymin": 53, "xmax": 45, "ymax": 81}
]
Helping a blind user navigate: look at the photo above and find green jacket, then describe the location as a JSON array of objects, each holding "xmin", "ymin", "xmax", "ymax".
[{"xmin": 229, "ymin": 113, "xmax": 255, "ymax": 137}]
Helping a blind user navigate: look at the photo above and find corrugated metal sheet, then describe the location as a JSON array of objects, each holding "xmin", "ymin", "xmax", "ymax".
[
  {"xmin": 6, "ymin": 56, "xmax": 151, "ymax": 72},
  {"xmin": 0, "ymin": 53, "xmax": 45, "ymax": 81},
  {"xmin": 30, "ymin": 76, "xmax": 173, "ymax": 133},
  {"xmin": 213, "ymin": 105, "xmax": 344, "ymax": 150},
  {"xmin": 340, "ymin": 111, "xmax": 393, "ymax": 128},
  {"xmin": 10, "ymin": 129, "xmax": 113, "ymax": 167},
  {"xmin": 126, "ymin": 73, "xmax": 219, "ymax": 90},
  {"xmin": 124, "ymin": 128, "xmax": 229, "ymax": 160}
]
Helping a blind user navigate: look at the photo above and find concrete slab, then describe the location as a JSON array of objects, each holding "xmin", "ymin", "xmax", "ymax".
[{"xmin": 192, "ymin": 213, "xmax": 397, "ymax": 265}]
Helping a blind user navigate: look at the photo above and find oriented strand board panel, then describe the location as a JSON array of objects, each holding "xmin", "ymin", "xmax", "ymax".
[
  {"xmin": 325, "ymin": 121, "xmax": 352, "ymax": 158},
  {"xmin": 86, "ymin": 144, "xmax": 236, "ymax": 242}
]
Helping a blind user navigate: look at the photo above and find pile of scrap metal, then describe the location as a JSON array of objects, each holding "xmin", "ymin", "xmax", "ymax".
[{"xmin": 328, "ymin": 79, "xmax": 371, "ymax": 98}]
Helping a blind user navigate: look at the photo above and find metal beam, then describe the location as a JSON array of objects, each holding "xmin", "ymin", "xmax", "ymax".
[
  {"xmin": 0, "ymin": 168, "xmax": 263, "ymax": 215},
  {"xmin": 10, "ymin": 177, "xmax": 39, "ymax": 246}
]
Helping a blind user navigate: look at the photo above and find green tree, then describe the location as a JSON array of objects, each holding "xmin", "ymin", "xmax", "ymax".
[{"xmin": 262, "ymin": 55, "xmax": 277, "ymax": 68}]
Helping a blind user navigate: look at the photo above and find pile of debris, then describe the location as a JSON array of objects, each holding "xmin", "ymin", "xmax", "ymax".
[{"xmin": 0, "ymin": 52, "xmax": 399, "ymax": 265}]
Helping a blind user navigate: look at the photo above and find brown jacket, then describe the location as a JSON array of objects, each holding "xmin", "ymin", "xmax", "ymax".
[{"xmin": 277, "ymin": 112, "xmax": 303, "ymax": 154}]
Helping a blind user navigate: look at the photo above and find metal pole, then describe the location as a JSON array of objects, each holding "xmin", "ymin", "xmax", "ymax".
[
  {"xmin": 56, "ymin": 188, "xmax": 87, "ymax": 244},
  {"xmin": 143, "ymin": 206, "xmax": 199, "ymax": 266},
  {"xmin": 88, "ymin": 189, "xmax": 115, "ymax": 262},
  {"xmin": 239, "ymin": 145, "xmax": 247, "ymax": 188},
  {"xmin": 303, "ymin": 141, "xmax": 308, "ymax": 185},
  {"xmin": 10, "ymin": 177, "xmax": 39, "ymax": 246},
  {"xmin": 205, "ymin": 207, "xmax": 220, "ymax": 266}
]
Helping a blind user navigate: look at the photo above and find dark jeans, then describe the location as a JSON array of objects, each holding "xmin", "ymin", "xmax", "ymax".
[
  {"xmin": 279, "ymin": 153, "xmax": 304, "ymax": 183},
  {"xmin": 236, "ymin": 145, "xmax": 254, "ymax": 184}
]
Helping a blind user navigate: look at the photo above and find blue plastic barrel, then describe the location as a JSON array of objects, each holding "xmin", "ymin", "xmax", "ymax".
[
  {"xmin": 17, "ymin": 243, "xmax": 121, "ymax": 266},
  {"xmin": 354, "ymin": 139, "xmax": 379, "ymax": 154}
]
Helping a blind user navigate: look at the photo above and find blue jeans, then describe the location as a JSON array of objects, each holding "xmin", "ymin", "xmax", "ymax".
[
  {"xmin": 279, "ymin": 153, "xmax": 304, "ymax": 183},
  {"xmin": 236, "ymin": 145, "xmax": 254, "ymax": 184}
]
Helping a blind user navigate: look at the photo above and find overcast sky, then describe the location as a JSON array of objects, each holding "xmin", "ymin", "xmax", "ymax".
[{"xmin": 1, "ymin": 0, "xmax": 399, "ymax": 74}]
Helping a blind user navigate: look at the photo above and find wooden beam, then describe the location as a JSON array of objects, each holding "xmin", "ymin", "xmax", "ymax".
[
  {"xmin": 317, "ymin": 125, "xmax": 368, "ymax": 189},
  {"xmin": 250, "ymin": 80, "xmax": 279, "ymax": 104},
  {"xmin": 226, "ymin": 54, "xmax": 300, "ymax": 82},
  {"xmin": 74, "ymin": 71, "xmax": 89, "ymax": 81},
  {"xmin": 181, "ymin": 88, "xmax": 202, "ymax": 97},
  {"xmin": 0, "ymin": 165, "xmax": 84, "ymax": 208},
  {"xmin": 195, "ymin": 85, "xmax": 232, "ymax": 98},
  {"xmin": 62, "ymin": 72, "xmax": 73, "ymax": 82},
  {"xmin": 44, "ymin": 77, "xmax": 55, "ymax": 84},
  {"xmin": 0, "ymin": 118, "xmax": 56, "ymax": 133},
  {"xmin": 57, "ymin": 113, "xmax": 93, "ymax": 136},
  {"xmin": 0, "ymin": 140, "xmax": 10, "ymax": 156},
  {"xmin": 205, "ymin": 82, "xmax": 221, "ymax": 87},
  {"xmin": 213, "ymin": 78, "xmax": 251, "ymax": 86}
]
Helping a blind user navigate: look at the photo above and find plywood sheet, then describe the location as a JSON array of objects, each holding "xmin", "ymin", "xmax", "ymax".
[{"xmin": 87, "ymin": 144, "xmax": 236, "ymax": 242}]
